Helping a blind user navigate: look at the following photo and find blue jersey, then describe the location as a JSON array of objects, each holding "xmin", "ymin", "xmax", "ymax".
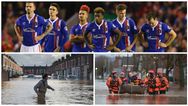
[
  {"xmin": 141, "ymin": 21, "xmax": 171, "ymax": 52},
  {"xmin": 70, "ymin": 23, "xmax": 91, "ymax": 52},
  {"xmin": 16, "ymin": 14, "xmax": 49, "ymax": 46},
  {"xmin": 41, "ymin": 18, "xmax": 68, "ymax": 52},
  {"xmin": 112, "ymin": 18, "xmax": 138, "ymax": 51},
  {"xmin": 85, "ymin": 20, "xmax": 117, "ymax": 52}
]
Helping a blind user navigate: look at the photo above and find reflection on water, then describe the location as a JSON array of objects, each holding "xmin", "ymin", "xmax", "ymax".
[
  {"xmin": 2, "ymin": 77, "xmax": 93, "ymax": 105},
  {"xmin": 95, "ymin": 79, "xmax": 187, "ymax": 104},
  {"xmin": 103, "ymin": 94, "xmax": 187, "ymax": 104}
]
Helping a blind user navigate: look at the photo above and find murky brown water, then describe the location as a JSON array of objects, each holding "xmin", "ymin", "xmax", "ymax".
[
  {"xmin": 2, "ymin": 77, "xmax": 93, "ymax": 105},
  {"xmin": 95, "ymin": 79, "xmax": 187, "ymax": 104}
]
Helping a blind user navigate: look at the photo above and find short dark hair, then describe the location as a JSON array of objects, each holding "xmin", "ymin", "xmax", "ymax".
[
  {"xmin": 116, "ymin": 4, "xmax": 127, "ymax": 11},
  {"xmin": 25, "ymin": 2, "xmax": 36, "ymax": 7},
  {"xmin": 42, "ymin": 74, "xmax": 48, "ymax": 79},
  {"xmin": 146, "ymin": 12, "xmax": 158, "ymax": 20},
  {"xmin": 94, "ymin": 7, "xmax": 105, "ymax": 15},
  {"xmin": 179, "ymin": 7, "xmax": 186, "ymax": 14},
  {"xmin": 50, "ymin": 3, "xmax": 60, "ymax": 12}
]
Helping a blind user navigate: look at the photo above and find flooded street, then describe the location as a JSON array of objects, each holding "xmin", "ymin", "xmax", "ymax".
[
  {"xmin": 95, "ymin": 79, "xmax": 187, "ymax": 104},
  {"xmin": 2, "ymin": 76, "xmax": 93, "ymax": 105}
]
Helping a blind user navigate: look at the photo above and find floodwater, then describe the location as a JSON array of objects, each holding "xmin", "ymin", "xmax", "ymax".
[
  {"xmin": 2, "ymin": 76, "xmax": 93, "ymax": 105},
  {"xmin": 95, "ymin": 79, "xmax": 187, "ymax": 104}
]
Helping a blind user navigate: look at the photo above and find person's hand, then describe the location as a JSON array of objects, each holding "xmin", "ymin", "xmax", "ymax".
[
  {"xmin": 35, "ymin": 36, "xmax": 40, "ymax": 42},
  {"xmin": 18, "ymin": 36, "xmax": 23, "ymax": 46},
  {"xmin": 35, "ymin": 34, "xmax": 45, "ymax": 42},
  {"xmin": 106, "ymin": 45, "xmax": 114, "ymax": 51},
  {"xmin": 73, "ymin": 36, "xmax": 79, "ymax": 39},
  {"xmin": 142, "ymin": 41, "xmax": 148, "ymax": 48},
  {"xmin": 113, "ymin": 47, "xmax": 121, "ymax": 52},
  {"xmin": 111, "ymin": 91, "xmax": 114, "ymax": 95},
  {"xmin": 126, "ymin": 46, "xmax": 132, "ymax": 52},
  {"xmin": 159, "ymin": 42, "xmax": 167, "ymax": 48},
  {"xmin": 88, "ymin": 44, "xmax": 95, "ymax": 49},
  {"xmin": 54, "ymin": 47, "xmax": 60, "ymax": 52},
  {"xmin": 36, "ymin": 91, "xmax": 40, "ymax": 96},
  {"xmin": 51, "ymin": 88, "xmax": 55, "ymax": 91}
]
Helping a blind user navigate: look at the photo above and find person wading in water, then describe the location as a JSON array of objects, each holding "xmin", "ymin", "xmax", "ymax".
[{"xmin": 34, "ymin": 74, "xmax": 54, "ymax": 104}]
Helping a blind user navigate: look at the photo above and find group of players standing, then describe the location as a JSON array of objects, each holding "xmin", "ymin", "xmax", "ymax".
[{"xmin": 14, "ymin": 2, "xmax": 177, "ymax": 52}]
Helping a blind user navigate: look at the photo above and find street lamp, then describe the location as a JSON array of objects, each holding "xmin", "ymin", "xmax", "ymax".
[{"xmin": 95, "ymin": 67, "xmax": 98, "ymax": 78}]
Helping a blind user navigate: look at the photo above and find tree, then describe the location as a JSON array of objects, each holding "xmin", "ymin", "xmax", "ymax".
[{"xmin": 177, "ymin": 55, "xmax": 185, "ymax": 89}]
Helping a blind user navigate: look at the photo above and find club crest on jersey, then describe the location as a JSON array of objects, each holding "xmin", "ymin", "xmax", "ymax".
[
  {"xmin": 127, "ymin": 28, "xmax": 130, "ymax": 31},
  {"xmin": 92, "ymin": 29, "xmax": 96, "ymax": 32},
  {"xmin": 23, "ymin": 22, "xmax": 26, "ymax": 26},
  {"xmin": 112, "ymin": 24, "xmax": 116, "ymax": 28},
  {"xmin": 146, "ymin": 29, "xmax": 149, "ymax": 33},
  {"xmin": 75, "ymin": 28, "xmax": 78, "ymax": 32}
]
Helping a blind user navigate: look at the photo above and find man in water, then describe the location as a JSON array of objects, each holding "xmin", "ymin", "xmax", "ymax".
[{"xmin": 34, "ymin": 74, "xmax": 54, "ymax": 104}]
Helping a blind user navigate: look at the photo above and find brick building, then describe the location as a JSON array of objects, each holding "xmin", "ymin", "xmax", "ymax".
[
  {"xmin": 48, "ymin": 54, "xmax": 93, "ymax": 81},
  {"xmin": 22, "ymin": 65, "xmax": 49, "ymax": 75},
  {"xmin": 2, "ymin": 54, "xmax": 23, "ymax": 81}
]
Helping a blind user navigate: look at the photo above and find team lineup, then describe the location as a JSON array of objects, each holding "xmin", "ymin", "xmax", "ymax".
[{"xmin": 14, "ymin": 2, "xmax": 177, "ymax": 52}]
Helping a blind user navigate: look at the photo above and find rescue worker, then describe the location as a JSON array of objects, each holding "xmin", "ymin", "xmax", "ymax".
[
  {"xmin": 157, "ymin": 72, "xmax": 169, "ymax": 94},
  {"xmin": 34, "ymin": 74, "xmax": 55, "ymax": 104},
  {"xmin": 119, "ymin": 71, "xmax": 128, "ymax": 94},
  {"xmin": 144, "ymin": 70, "xmax": 161, "ymax": 95},
  {"xmin": 132, "ymin": 74, "xmax": 140, "ymax": 85},
  {"xmin": 128, "ymin": 72, "xmax": 133, "ymax": 83},
  {"xmin": 119, "ymin": 72, "xmax": 128, "ymax": 84},
  {"xmin": 106, "ymin": 71, "xmax": 122, "ymax": 94}
]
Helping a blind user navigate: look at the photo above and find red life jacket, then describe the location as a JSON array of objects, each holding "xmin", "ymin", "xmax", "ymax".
[
  {"xmin": 110, "ymin": 77, "xmax": 120, "ymax": 93},
  {"xmin": 110, "ymin": 77, "xmax": 120, "ymax": 87}
]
